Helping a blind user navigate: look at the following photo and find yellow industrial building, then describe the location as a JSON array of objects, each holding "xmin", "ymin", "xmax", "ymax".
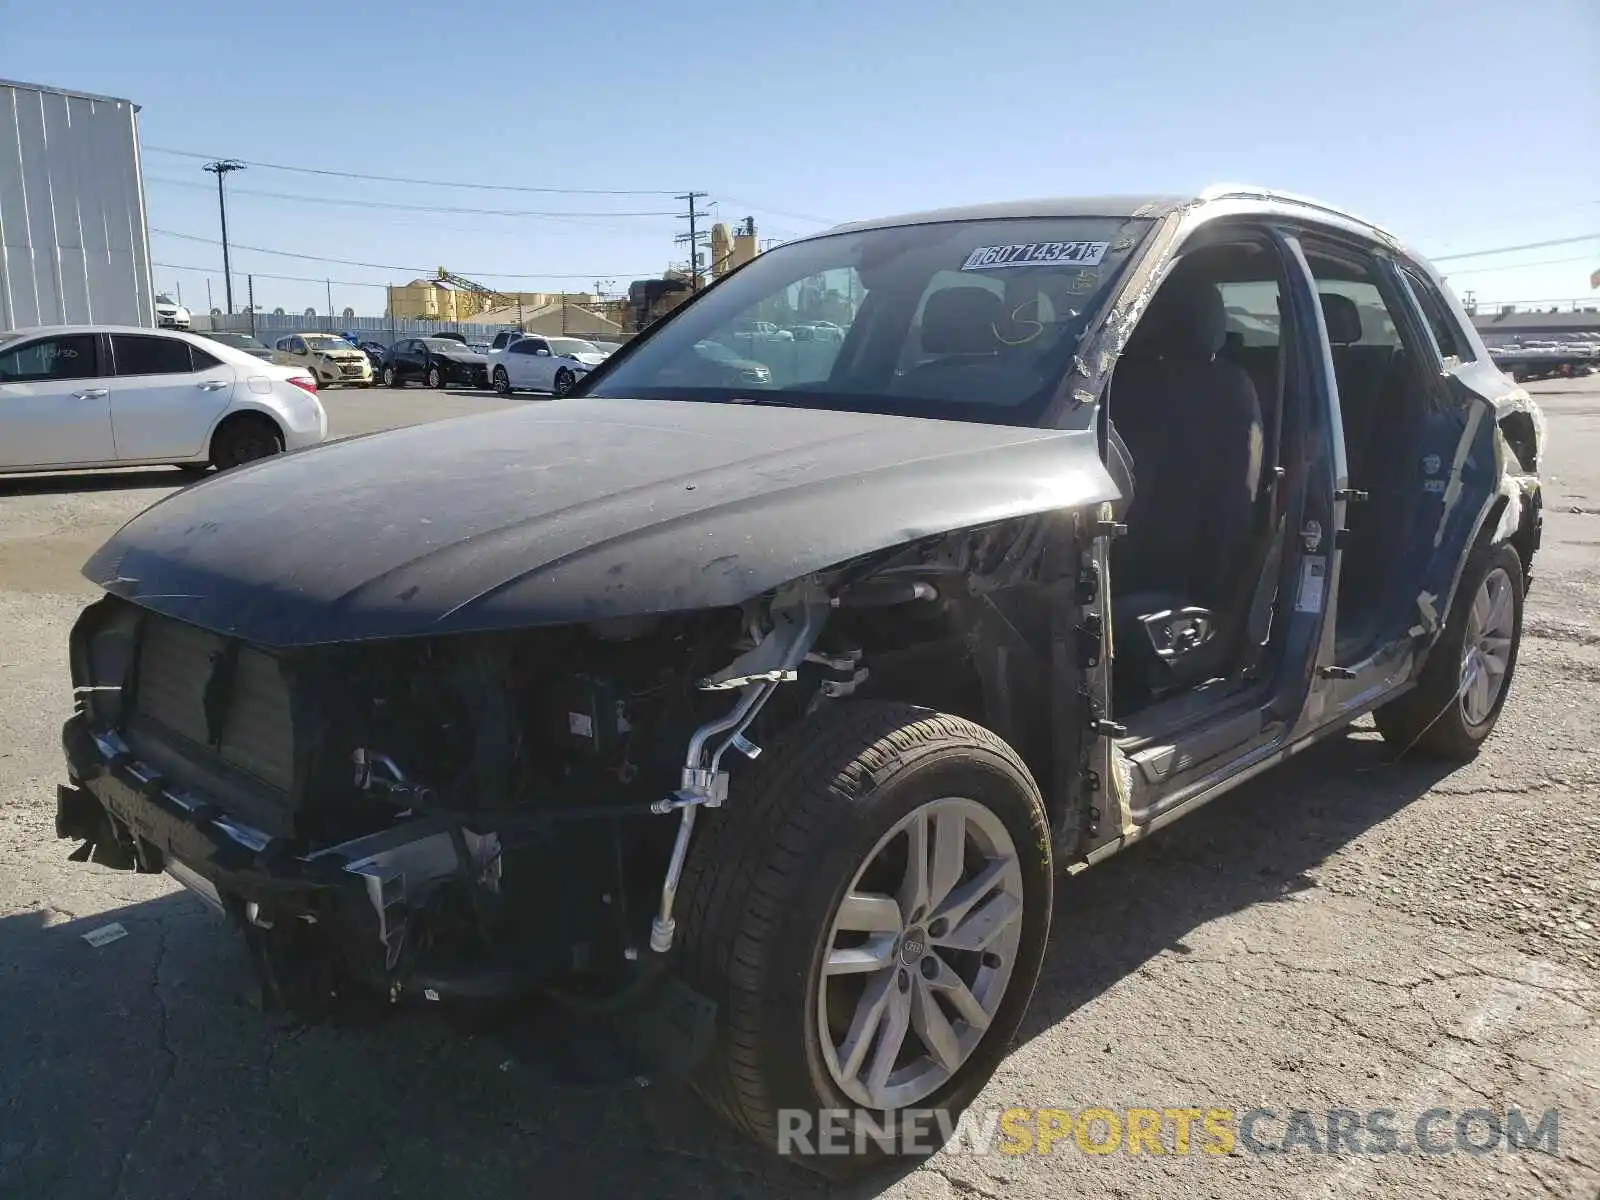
[{"xmin": 385, "ymin": 278, "xmax": 594, "ymax": 322}]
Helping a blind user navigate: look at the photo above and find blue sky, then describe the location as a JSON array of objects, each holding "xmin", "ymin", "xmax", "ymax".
[{"xmin": 7, "ymin": 0, "xmax": 1597, "ymax": 316}]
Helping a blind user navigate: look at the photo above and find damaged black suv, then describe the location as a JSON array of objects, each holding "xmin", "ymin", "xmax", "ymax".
[{"xmin": 58, "ymin": 187, "xmax": 1543, "ymax": 1165}]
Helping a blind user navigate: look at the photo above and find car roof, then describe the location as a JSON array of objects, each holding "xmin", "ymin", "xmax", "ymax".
[
  {"xmin": 816, "ymin": 183, "xmax": 1401, "ymax": 245},
  {"xmin": 3, "ymin": 323, "xmax": 209, "ymax": 339}
]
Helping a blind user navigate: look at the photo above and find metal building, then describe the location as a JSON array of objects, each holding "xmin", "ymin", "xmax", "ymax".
[{"xmin": 0, "ymin": 78, "xmax": 153, "ymax": 330}]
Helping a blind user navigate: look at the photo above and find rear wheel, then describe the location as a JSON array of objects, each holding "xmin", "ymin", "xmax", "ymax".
[
  {"xmin": 426, "ymin": 365, "xmax": 444, "ymax": 389},
  {"xmin": 493, "ymin": 366, "xmax": 512, "ymax": 395},
  {"xmin": 210, "ymin": 414, "xmax": 284, "ymax": 471},
  {"xmin": 553, "ymin": 368, "xmax": 575, "ymax": 396},
  {"xmin": 1375, "ymin": 541, "xmax": 1523, "ymax": 759},
  {"xmin": 680, "ymin": 702, "xmax": 1052, "ymax": 1170}
]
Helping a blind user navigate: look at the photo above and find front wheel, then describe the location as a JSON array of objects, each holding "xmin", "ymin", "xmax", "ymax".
[
  {"xmin": 1375, "ymin": 541, "xmax": 1524, "ymax": 759},
  {"xmin": 382, "ymin": 365, "xmax": 400, "ymax": 388},
  {"xmin": 680, "ymin": 702, "xmax": 1052, "ymax": 1170},
  {"xmin": 493, "ymin": 366, "xmax": 512, "ymax": 395},
  {"xmin": 426, "ymin": 365, "xmax": 444, "ymax": 389},
  {"xmin": 553, "ymin": 367, "xmax": 575, "ymax": 396}
]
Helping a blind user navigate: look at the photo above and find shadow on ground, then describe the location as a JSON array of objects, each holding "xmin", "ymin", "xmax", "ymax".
[
  {"xmin": 0, "ymin": 727, "xmax": 1458, "ymax": 1200},
  {"xmin": 0, "ymin": 467, "xmax": 197, "ymax": 498}
]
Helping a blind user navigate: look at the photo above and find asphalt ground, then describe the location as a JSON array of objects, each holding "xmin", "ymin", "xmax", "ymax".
[{"xmin": 1, "ymin": 380, "xmax": 1596, "ymax": 1200}]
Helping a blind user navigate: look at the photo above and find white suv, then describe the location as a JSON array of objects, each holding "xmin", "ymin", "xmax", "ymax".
[{"xmin": 0, "ymin": 325, "xmax": 327, "ymax": 474}]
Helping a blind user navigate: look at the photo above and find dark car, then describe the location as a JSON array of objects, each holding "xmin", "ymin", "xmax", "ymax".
[
  {"xmin": 196, "ymin": 331, "xmax": 274, "ymax": 360},
  {"xmin": 55, "ymin": 187, "xmax": 1543, "ymax": 1173},
  {"xmin": 355, "ymin": 340, "xmax": 390, "ymax": 368},
  {"xmin": 379, "ymin": 336, "xmax": 489, "ymax": 389}
]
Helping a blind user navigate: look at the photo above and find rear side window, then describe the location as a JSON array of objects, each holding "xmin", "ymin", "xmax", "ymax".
[
  {"xmin": 111, "ymin": 334, "xmax": 198, "ymax": 377},
  {"xmin": 1401, "ymin": 266, "xmax": 1475, "ymax": 366},
  {"xmin": 0, "ymin": 333, "xmax": 99, "ymax": 382},
  {"xmin": 189, "ymin": 345, "xmax": 222, "ymax": 370}
]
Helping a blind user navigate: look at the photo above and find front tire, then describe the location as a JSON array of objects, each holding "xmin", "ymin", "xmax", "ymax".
[
  {"xmin": 1375, "ymin": 541, "xmax": 1524, "ymax": 759},
  {"xmin": 553, "ymin": 367, "xmax": 575, "ymax": 396},
  {"xmin": 426, "ymin": 365, "xmax": 444, "ymax": 389},
  {"xmin": 382, "ymin": 365, "xmax": 400, "ymax": 388},
  {"xmin": 680, "ymin": 702, "xmax": 1052, "ymax": 1170},
  {"xmin": 493, "ymin": 366, "xmax": 512, "ymax": 395}
]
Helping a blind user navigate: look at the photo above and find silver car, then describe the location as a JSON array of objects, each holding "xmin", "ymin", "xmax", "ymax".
[{"xmin": 0, "ymin": 325, "xmax": 327, "ymax": 474}]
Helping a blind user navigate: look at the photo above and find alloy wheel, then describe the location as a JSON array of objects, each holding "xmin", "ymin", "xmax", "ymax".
[
  {"xmin": 1460, "ymin": 566, "xmax": 1515, "ymax": 726},
  {"xmin": 816, "ymin": 796, "xmax": 1024, "ymax": 1111}
]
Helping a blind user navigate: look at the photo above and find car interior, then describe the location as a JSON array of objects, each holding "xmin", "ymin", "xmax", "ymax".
[
  {"xmin": 1104, "ymin": 230, "xmax": 1449, "ymax": 740},
  {"xmin": 1300, "ymin": 244, "xmax": 1438, "ymax": 664},
  {"xmin": 1105, "ymin": 236, "xmax": 1295, "ymax": 723}
]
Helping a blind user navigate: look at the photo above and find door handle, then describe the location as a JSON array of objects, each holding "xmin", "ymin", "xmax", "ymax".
[
  {"xmin": 72, "ymin": 388, "xmax": 108, "ymax": 400},
  {"xmin": 196, "ymin": 380, "xmax": 230, "ymax": 391}
]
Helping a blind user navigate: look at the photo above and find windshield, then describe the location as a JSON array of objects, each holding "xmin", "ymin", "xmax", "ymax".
[
  {"xmin": 548, "ymin": 338, "xmax": 601, "ymax": 356},
  {"xmin": 303, "ymin": 335, "xmax": 351, "ymax": 352},
  {"xmin": 423, "ymin": 338, "xmax": 470, "ymax": 352},
  {"xmin": 588, "ymin": 216, "xmax": 1150, "ymax": 425},
  {"xmin": 209, "ymin": 333, "xmax": 262, "ymax": 348}
]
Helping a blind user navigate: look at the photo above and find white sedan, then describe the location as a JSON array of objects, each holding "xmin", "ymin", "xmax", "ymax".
[
  {"xmin": 0, "ymin": 325, "xmax": 327, "ymax": 475},
  {"xmin": 490, "ymin": 335, "xmax": 611, "ymax": 396}
]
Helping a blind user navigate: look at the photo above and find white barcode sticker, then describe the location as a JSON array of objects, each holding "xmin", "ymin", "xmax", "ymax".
[
  {"xmin": 962, "ymin": 241, "xmax": 1109, "ymax": 271},
  {"xmin": 82, "ymin": 922, "xmax": 129, "ymax": 948},
  {"xmin": 1295, "ymin": 557, "xmax": 1327, "ymax": 613}
]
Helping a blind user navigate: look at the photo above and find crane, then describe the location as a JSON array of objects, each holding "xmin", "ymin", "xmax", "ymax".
[{"xmin": 435, "ymin": 267, "xmax": 512, "ymax": 313}]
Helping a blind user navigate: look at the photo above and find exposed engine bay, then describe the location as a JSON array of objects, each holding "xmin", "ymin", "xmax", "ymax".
[{"xmin": 59, "ymin": 521, "xmax": 1076, "ymax": 1026}]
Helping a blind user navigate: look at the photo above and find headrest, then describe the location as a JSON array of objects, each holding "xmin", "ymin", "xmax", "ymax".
[
  {"xmin": 1320, "ymin": 293, "xmax": 1362, "ymax": 345},
  {"xmin": 1127, "ymin": 274, "xmax": 1227, "ymax": 359},
  {"xmin": 921, "ymin": 286, "xmax": 1004, "ymax": 355}
]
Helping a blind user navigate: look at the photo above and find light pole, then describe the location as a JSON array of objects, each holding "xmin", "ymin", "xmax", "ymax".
[{"xmin": 203, "ymin": 159, "xmax": 246, "ymax": 313}]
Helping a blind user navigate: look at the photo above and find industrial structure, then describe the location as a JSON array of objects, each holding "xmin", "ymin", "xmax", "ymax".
[{"xmin": 0, "ymin": 78, "xmax": 153, "ymax": 329}]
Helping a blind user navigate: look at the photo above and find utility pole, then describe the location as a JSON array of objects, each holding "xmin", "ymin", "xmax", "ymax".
[
  {"xmin": 203, "ymin": 159, "xmax": 246, "ymax": 313},
  {"xmin": 326, "ymin": 279, "xmax": 334, "ymax": 331},
  {"xmin": 675, "ymin": 192, "xmax": 709, "ymax": 289},
  {"xmin": 247, "ymin": 275, "xmax": 256, "ymax": 336}
]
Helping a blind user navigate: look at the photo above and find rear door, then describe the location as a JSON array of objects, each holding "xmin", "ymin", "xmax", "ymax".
[
  {"xmin": 106, "ymin": 334, "xmax": 236, "ymax": 461},
  {"xmin": 0, "ymin": 332, "xmax": 116, "ymax": 468}
]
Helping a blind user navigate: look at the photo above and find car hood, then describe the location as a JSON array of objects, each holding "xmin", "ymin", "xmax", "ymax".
[
  {"xmin": 82, "ymin": 398, "xmax": 1117, "ymax": 647},
  {"xmin": 568, "ymin": 352, "xmax": 609, "ymax": 367},
  {"xmin": 440, "ymin": 351, "xmax": 487, "ymax": 364}
]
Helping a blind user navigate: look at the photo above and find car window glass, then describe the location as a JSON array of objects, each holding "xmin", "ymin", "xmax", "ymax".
[
  {"xmin": 1218, "ymin": 280, "xmax": 1282, "ymax": 349},
  {"xmin": 189, "ymin": 344, "xmax": 222, "ymax": 370},
  {"xmin": 589, "ymin": 216, "xmax": 1149, "ymax": 425},
  {"xmin": 1401, "ymin": 266, "xmax": 1474, "ymax": 365},
  {"xmin": 1314, "ymin": 280, "xmax": 1401, "ymax": 347},
  {"xmin": 290, "ymin": 338, "xmax": 308, "ymax": 354},
  {"xmin": 111, "ymin": 334, "xmax": 198, "ymax": 376},
  {"xmin": 0, "ymin": 333, "xmax": 99, "ymax": 382}
]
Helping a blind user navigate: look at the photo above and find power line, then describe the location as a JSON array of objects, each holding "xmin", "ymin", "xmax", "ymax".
[
  {"xmin": 715, "ymin": 195, "xmax": 838, "ymax": 226},
  {"xmin": 1431, "ymin": 233, "xmax": 1599, "ymax": 261},
  {"xmin": 144, "ymin": 144, "xmax": 682, "ymax": 196},
  {"xmin": 144, "ymin": 175, "xmax": 679, "ymax": 219},
  {"xmin": 149, "ymin": 227, "xmax": 646, "ymax": 280},
  {"xmin": 1441, "ymin": 254, "xmax": 1599, "ymax": 277},
  {"xmin": 143, "ymin": 143, "xmax": 825, "ymax": 230}
]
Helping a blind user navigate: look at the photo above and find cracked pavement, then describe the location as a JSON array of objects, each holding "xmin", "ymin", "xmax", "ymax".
[{"xmin": 1, "ymin": 382, "xmax": 1596, "ymax": 1199}]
